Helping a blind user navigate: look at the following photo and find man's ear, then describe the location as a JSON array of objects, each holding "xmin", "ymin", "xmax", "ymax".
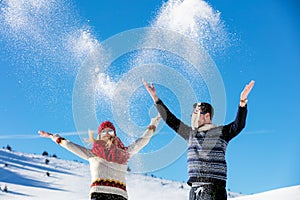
[{"xmin": 205, "ymin": 113, "xmax": 211, "ymax": 120}]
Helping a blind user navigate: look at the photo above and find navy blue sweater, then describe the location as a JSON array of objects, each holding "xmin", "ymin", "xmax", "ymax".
[{"xmin": 155, "ymin": 99, "xmax": 247, "ymax": 185}]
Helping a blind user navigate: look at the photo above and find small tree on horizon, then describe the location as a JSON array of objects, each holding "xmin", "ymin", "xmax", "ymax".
[{"xmin": 6, "ymin": 145, "xmax": 12, "ymax": 151}]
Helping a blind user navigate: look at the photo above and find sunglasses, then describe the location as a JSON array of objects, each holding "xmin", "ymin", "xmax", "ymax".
[{"xmin": 100, "ymin": 129, "xmax": 115, "ymax": 136}]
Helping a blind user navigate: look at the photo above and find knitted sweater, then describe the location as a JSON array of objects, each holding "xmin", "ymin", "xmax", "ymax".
[
  {"xmin": 51, "ymin": 128, "xmax": 156, "ymax": 199},
  {"xmin": 155, "ymin": 99, "xmax": 247, "ymax": 185}
]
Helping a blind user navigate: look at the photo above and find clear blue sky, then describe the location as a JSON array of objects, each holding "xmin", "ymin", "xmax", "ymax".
[{"xmin": 0, "ymin": 0, "xmax": 299, "ymax": 195}]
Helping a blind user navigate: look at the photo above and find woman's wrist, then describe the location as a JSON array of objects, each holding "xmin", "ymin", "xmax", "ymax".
[{"xmin": 147, "ymin": 125, "xmax": 156, "ymax": 132}]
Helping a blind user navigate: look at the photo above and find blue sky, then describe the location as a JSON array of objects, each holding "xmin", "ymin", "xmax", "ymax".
[{"xmin": 1, "ymin": 0, "xmax": 300, "ymax": 195}]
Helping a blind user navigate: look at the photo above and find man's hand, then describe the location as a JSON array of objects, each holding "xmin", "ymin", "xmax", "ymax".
[
  {"xmin": 142, "ymin": 79, "xmax": 159, "ymax": 103},
  {"xmin": 240, "ymin": 80, "xmax": 255, "ymax": 107}
]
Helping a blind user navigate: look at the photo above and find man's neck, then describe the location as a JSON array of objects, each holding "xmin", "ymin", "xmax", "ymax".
[{"xmin": 197, "ymin": 123, "xmax": 216, "ymax": 132}]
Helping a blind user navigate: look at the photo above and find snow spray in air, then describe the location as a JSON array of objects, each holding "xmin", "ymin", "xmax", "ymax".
[
  {"xmin": 74, "ymin": 0, "xmax": 228, "ymax": 173},
  {"xmin": 0, "ymin": 0, "xmax": 102, "ymax": 111}
]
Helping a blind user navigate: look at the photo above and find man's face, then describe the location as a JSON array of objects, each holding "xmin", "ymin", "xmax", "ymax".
[
  {"xmin": 197, "ymin": 111, "xmax": 206, "ymax": 127},
  {"xmin": 198, "ymin": 108, "xmax": 211, "ymax": 127},
  {"xmin": 191, "ymin": 103, "xmax": 212, "ymax": 129},
  {"xmin": 99, "ymin": 128, "xmax": 115, "ymax": 141},
  {"xmin": 191, "ymin": 106, "xmax": 211, "ymax": 129}
]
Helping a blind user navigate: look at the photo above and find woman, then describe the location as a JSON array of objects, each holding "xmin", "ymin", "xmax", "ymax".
[{"xmin": 38, "ymin": 115, "xmax": 160, "ymax": 200}]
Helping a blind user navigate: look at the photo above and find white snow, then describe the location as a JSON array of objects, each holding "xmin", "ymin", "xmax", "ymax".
[
  {"xmin": 232, "ymin": 186, "xmax": 300, "ymax": 200},
  {"xmin": 0, "ymin": 149, "xmax": 299, "ymax": 199}
]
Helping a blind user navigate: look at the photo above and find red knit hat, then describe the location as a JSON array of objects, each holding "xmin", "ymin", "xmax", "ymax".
[{"xmin": 98, "ymin": 121, "xmax": 116, "ymax": 135}]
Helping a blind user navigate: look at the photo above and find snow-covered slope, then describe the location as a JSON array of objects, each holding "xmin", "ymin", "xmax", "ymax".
[
  {"xmin": 0, "ymin": 149, "xmax": 299, "ymax": 199},
  {"xmin": 232, "ymin": 185, "xmax": 300, "ymax": 200},
  {"xmin": 0, "ymin": 149, "xmax": 191, "ymax": 200}
]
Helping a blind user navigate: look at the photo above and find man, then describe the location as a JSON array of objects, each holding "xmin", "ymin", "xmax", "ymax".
[{"xmin": 143, "ymin": 80, "xmax": 255, "ymax": 200}]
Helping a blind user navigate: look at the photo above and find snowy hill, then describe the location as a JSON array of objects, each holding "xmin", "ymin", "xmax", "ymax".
[{"xmin": 0, "ymin": 149, "xmax": 299, "ymax": 199}]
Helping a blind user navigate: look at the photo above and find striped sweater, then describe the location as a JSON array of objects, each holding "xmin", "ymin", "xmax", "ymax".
[
  {"xmin": 51, "ymin": 127, "xmax": 156, "ymax": 199},
  {"xmin": 155, "ymin": 99, "xmax": 247, "ymax": 185}
]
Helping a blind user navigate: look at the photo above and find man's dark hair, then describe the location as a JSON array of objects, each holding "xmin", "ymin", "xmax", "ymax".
[{"xmin": 194, "ymin": 102, "xmax": 214, "ymax": 120}]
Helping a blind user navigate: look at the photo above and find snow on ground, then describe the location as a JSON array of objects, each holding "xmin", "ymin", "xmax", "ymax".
[
  {"xmin": 0, "ymin": 149, "xmax": 90, "ymax": 199},
  {"xmin": 233, "ymin": 185, "xmax": 300, "ymax": 200},
  {"xmin": 0, "ymin": 149, "xmax": 299, "ymax": 199}
]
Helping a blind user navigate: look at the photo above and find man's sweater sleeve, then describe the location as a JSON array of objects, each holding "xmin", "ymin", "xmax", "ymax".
[
  {"xmin": 51, "ymin": 134, "xmax": 94, "ymax": 160},
  {"xmin": 155, "ymin": 99, "xmax": 191, "ymax": 140},
  {"xmin": 223, "ymin": 105, "xmax": 248, "ymax": 142}
]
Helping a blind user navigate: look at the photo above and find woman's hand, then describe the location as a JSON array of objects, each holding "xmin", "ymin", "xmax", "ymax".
[
  {"xmin": 150, "ymin": 114, "xmax": 161, "ymax": 127},
  {"xmin": 38, "ymin": 130, "xmax": 53, "ymax": 138}
]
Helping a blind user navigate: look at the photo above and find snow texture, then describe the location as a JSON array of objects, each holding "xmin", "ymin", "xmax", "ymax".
[{"xmin": 0, "ymin": 149, "xmax": 299, "ymax": 199}]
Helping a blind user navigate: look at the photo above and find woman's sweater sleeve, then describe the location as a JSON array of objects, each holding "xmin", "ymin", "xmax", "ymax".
[
  {"xmin": 127, "ymin": 126, "xmax": 156, "ymax": 155},
  {"xmin": 51, "ymin": 134, "xmax": 94, "ymax": 160}
]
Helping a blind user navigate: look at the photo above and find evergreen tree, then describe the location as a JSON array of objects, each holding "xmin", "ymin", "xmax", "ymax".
[
  {"xmin": 6, "ymin": 145, "xmax": 12, "ymax": 151},
  {"xmin": 42, "ymin": 151, "xmax": 49, "ymax": 156}
]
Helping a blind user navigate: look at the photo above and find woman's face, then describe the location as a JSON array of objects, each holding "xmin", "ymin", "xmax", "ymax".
[{"xmin": 99, "ymin": 127, "xmax": 115, "ymax": 141}]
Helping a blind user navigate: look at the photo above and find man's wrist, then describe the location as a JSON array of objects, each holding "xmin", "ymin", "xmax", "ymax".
[
  {"xmin": 240, "ymin": 99, "xmax": 248, "ymax": 107},
  {"xmin": 153, "ymin": 95, "xmax": 159, "ymax": 103}
]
